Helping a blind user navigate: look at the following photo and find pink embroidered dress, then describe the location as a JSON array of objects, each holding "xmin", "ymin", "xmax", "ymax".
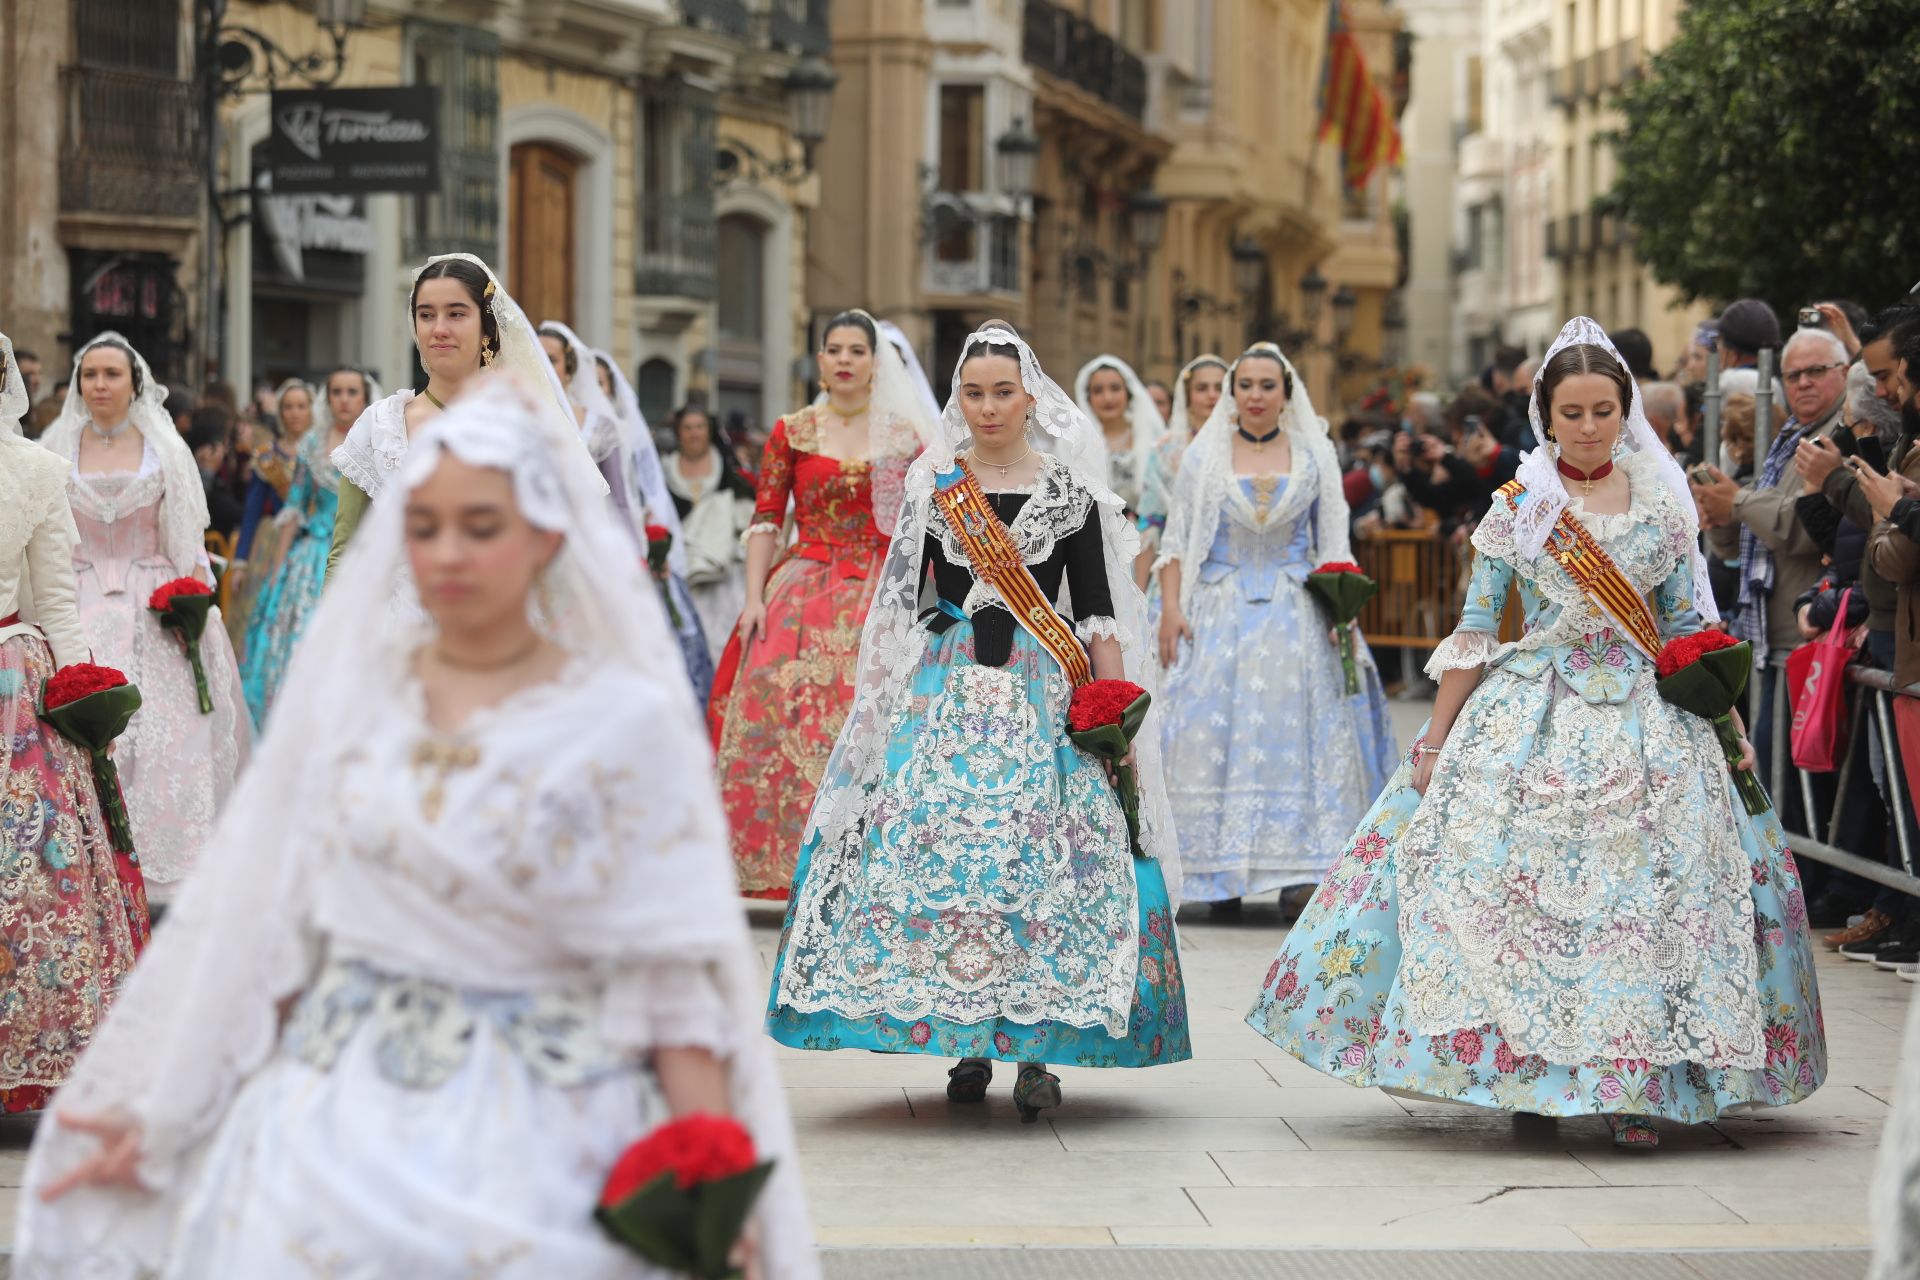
[{"xmin": 66, "ymin": 443, "xmax": 249, "ymax": 899}]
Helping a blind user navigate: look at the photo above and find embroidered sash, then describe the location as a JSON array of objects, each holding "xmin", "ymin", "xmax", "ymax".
[
  {"xmin": 1498, "ymin": 479, "xmax": 1663, "ymax": 661},
  {"xmin": 934, "ymin": 460, "xmax": 1091, "ymax": 687}
]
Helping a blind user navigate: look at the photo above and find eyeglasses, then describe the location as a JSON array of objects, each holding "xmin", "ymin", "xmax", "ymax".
[{"xmin": 1782, "ymin": 362, "xmax": 1846, "ymax": 384}]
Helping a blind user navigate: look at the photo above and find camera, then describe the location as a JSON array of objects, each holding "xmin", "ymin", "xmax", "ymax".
[{"xmin": 1798, "ymin": 306, "xmax": 1825, "ymax": 329}]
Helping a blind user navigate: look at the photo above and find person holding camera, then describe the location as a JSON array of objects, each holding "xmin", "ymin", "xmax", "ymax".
[
  {"xmin": 1692, "ymin": 328, "xmax": 1850, "ymax": 757},
  {"xmin": 1392, "ymin": 386, "xmax": 1521, "ymax": 532}
]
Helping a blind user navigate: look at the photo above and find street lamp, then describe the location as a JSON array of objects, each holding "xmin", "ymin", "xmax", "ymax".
[
  {"xmin": 208, "ymin": 0, "xmax": 364, "ymax": 98},
  {"xmin": 995, "ymin": 118, "xmax": 1040, "ymax": 202},
  {"xmin": 1128, "ymin": 190, "xmax": 1168, "ymax": 256},
  {"xmin": 785, "ymin": 55, "xmax": 838, "ymax": 160},
  {"xmin": 1331, "ymin": 285, "xmax": 1359, "ymax": 343},
  {"xmin": 1231, "ymin": 239, "xmax": 1265, "ymax": 297},
  {"xmin": 1297, "ymin": 264, "xmax": 1328, "ymax": 333},
  {"xmin": 717, "ymin": 55, "xmax": 839, "ymax": 187}
]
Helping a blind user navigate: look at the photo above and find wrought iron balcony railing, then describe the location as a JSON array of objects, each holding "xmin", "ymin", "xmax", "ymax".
[
  {"xmin": 766, "ymin": 0, "xmax": 830, "ymax": 55},
  {"xmin": 59, "ymin": 66, "xmax": 200, "ymax": 220},
  {"xmin": 679, "ymin": 0, "xmax": 753, "ymax": 40},
  {"xmin": 1022, "ymin": 0, "xmax": 1146, "ymax": 122}
]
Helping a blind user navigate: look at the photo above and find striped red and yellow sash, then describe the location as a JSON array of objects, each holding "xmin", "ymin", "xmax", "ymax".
[
  {"xmin": 1498, "ymin": 479, "xmax": 1663, "ymax": 661},
  {"xmin": 935, "ymin": 461, "xmax": 1091, "ymax": 687}
]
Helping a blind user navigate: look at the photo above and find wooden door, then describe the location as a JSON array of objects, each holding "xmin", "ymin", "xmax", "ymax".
[{"xmin": 509, "ymin": 142, "xmax": 579, "ymax": 329}]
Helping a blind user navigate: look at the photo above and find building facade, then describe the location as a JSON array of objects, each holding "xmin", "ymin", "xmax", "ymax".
[
  {"xmin": 816, "ymin": 0, "xmax": 1403, "ymax": 408},
  {"xmin": 1, "ymin": 0, "xmax": 826, "ymax": 433},
  {"xmin": 1547, "ymin": 0, "xmax": 1700, "ymax": 374},
  {"xmin": 1442, "ymin": 0, "xmax": 1704, "ymax": 379},
  {"xmin": 1394, "ymin": 0, "xmax": 1478, "ymax": 384},
  {"xmin": 2, "ymin": 0, "xmax": 202, "ymax": 389}
]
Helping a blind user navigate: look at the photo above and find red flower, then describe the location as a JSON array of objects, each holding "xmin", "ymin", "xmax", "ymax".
[
  {"xmin": 1492, "ymin": 1040, "xmax": 1520, "ymax": 1074},
  {"xmin": 601, "ymin": 1114, "xmax": 758, "ymax": 1203},
  {"xmin": 1450, "ymin": 1029, "xmax": 1484, "ymax": 1064},
  {"xmin": 1068, "ymin": 679, "xmax": 1148, "ymax": 733},
  {"xmin": 147, "ymin": 577, "xmax": 212, "ymax": 611},
  {"xmin": 1654, "ymin": 629, "xmax": 1743, "ymax": 680},
  {"xmin": 1311, "ymin": 561, "xmax": 1365, "ymax": 576},
  {"xmin": 644, "ymin": 523, "xmax": 673, "ymax": 543},
  {"xmin": 908, "ymin": 1021, "xmax": 932, "ymax": 1045},
  {"xmin": 43, "ymin": 663, "xmax": 130, "ymax": 710}
]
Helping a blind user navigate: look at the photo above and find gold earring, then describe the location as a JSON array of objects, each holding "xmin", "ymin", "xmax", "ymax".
[{"xmin": 481, "ymin": 336, "xmax": 496, "ymax": 367}]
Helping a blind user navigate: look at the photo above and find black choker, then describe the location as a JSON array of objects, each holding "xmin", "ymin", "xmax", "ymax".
[{"xmin": 1237, "ymin": 426, "xmax": 1282, "ymax": 452}]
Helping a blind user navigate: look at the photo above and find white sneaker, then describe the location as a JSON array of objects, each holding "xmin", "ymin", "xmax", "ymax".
[{"xmin": 1901, "ymin": 964, "xmax": 1920, "ymax": 983}]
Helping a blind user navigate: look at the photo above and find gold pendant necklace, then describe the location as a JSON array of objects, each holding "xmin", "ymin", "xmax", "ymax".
[{"xmin": 422, "ymin": 387, "xmax": 445, "ymax": 410}]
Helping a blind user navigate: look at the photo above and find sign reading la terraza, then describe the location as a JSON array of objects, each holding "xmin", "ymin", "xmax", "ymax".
[{"xmin": 269, "ymin": 87, "xmax": 438, "ymax": 195}]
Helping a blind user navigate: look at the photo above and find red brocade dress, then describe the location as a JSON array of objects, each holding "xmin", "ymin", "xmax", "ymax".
[{"xmin": 708, "ymin": 406, "xmax": 889, "ymax": 899}]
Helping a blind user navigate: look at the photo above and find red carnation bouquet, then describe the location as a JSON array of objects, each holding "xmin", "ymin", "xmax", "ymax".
[
  {"xmin": 148, "ymin": 577, "xmax": 215, "ymax": 714},
  {"xmin": 40, "ymin": 663, "xmax": 143, "ymax": 853},
  {"xmin": 1068, "ymin": 679, "xmax": 1152, "ymax": 858},
  {"xmin": 596, "ymin": 1113, "xmax": 774, "ymax": 1279},
  {"xmin": 643, "ymin": 523, "xmax": 683, "ymax": 627},
  {"xmin": 1655, "ymin": 630, "xmax": 1769, "ymax": 815},
  {"xmin": 1305, "ymin": 561, "xmax": 1378, "ymax": 695}
]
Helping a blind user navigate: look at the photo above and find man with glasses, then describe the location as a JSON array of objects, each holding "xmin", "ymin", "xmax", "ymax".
[{"xmin": 1695, "ymin": 329, "xmax": 1852, "ymax": 910}]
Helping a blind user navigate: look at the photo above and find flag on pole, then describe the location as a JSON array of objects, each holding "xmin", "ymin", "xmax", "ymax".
[{"xmin": 1318, "ymin": 1, "xmax": 1403, "ymax": 190}]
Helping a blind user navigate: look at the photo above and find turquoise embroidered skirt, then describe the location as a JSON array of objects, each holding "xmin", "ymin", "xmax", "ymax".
[{"xmin": 766, "ymin": 622, "xmax": 1191, "ymax": 1068}]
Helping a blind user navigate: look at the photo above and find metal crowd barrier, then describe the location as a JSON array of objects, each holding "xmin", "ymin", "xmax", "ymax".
[
  {"xmin": 1762, "ymin": 660, "xmax": 1920, "ymax": 899},
  {"xmin": 1353, "ymin": 528, "xmax": 1525, "ymax": 649}
]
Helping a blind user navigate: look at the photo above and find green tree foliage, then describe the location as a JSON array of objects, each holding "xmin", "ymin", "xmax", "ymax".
[{"xmin": 1610, "ymin": 0, "xmax": 1920, "ymax": 315}]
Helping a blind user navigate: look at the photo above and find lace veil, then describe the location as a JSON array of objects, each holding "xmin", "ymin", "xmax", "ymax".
[
  {"xmin": 0, "ymin": 330, "xmax": 26, "ymax": 436},
  {"xmin": 803, "ymin": 322, "xmax": 1181, "ymax": 903},
  {"xmin": 1154, "ymin": 342, "xmax": 1350, "ymax": 617},
  {"xmin": 1074, "ymin": 354, "xmax": 1167, "ymax": 493},
  {"xmin": 876, "ymin": 318, "xmax": 941, "ymax": 422},
  {"xmin": 1167, "ymin": 353, "xmax": 1228, "ymax": 444},
  {"xmin": 14, "ymin": 376, "xmax": 816, "ymax": 1277},
  {"xmin": 831, "ymin": 308, "xmax": 934, "ymax": 538},
  {"xmin": 41, "ymin": 332, "xmax": 211, "ymax": 580},
  {"xmin": 1515, "ymin": 316, "xmax": 1718, "ymax": 623},
  {"xmin": 595, "ymin": 345, "xmax": 690, "ymax": 577}
]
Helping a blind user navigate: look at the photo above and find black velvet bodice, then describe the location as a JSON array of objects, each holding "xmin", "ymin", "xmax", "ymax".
[{"xmin": 920, "ymin": 491, "xmax": 1113, "ymax": 668}]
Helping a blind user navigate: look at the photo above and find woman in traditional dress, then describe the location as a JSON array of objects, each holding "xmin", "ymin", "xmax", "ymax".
[
  {"xmin": 1137, "ymin": 354, "xmax": 1227, "ymax": 548},
  {"xmin": 663, "ymin": 404, "xmax": 756, "ymax": 659},
  {"xmin": 16, "ymin": 378, "xmax": 817, "ymax": 1280},
  {"xmin": 1245, "ymin": 320, "xmax": 1827, "ymax": 1147},
  {"xmin": 588, "ymin": 343, "xmax": 715, "ymax": 700},
  {"xmin": 1073, "ymin": 354, "xmax": 1165, "ymax": 520},
  {"xmin": 41, "ymin": 334, "xmax": 250, "ymax": 903},
  {"xmin": 0, "ymin": 332, "xmax": 149, "ymax": 1115},
  {"xmin": 1152, "ymin": 344, "xmax": 1394, "ymax": 913},
  {"xmin": 328, "ymin": 254, "xmax": 599, "ymax": 577},
  {"xmin": 767, "ymin": 323, "xmax": 1191, "ymax": 1121},
  {"xmin": 235, "ymin": 367, "xmax": 376, "ymax": 727},
  {"xmin": 708, "ymin": 310, "xmax": 931, "ymax": 900},
  {"xmin": 234, "ymin": 379, "xmax": 315, "ymax": 563}
]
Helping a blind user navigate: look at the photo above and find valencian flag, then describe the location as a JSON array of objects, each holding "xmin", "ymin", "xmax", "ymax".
[{"xmin": 1319, "ymin": 1, "xmax": 1403, "ymax": 189}]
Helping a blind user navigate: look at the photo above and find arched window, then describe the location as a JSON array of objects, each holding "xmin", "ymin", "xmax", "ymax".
[
  {"xmin": 638, "ymin": 357, "xmax": 677, "ymax": 428},
  {"xmin": 714, "ymin": 212, "xmax": 769, "ymax": 428}
]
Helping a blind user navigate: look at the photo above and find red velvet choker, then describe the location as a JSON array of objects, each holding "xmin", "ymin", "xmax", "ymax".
[{"xmin": 1556, "ymin": 457, "xmax": 1614, "ymax": 495}]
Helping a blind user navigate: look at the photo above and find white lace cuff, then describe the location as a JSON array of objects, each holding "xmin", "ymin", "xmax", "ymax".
[
  {"xmin": 1423, "ymin": 630, "xmax": 1501, "ymax": 680},
  {"xmin": 743, "ymin": 521, "xmax": 782, "ymax": 545},
  {"xmin": 601, "ymin": 958, "xmax": 734, "ymax": 1058},
  {"xmin": 1149, "ymin": 549, "xmax": 1182, "ymax": 577},
  {"xmin": 1075, "ymin": 616, "xmax": 1128, "ymax": 646}
]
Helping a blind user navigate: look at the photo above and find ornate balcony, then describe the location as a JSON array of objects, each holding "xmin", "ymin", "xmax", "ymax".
[
  {"xmin": 678, "ymin": 0, "xmax": 752, "ymax": 40},
  {"xmin": 59, "ymin": 66, "xmax": 200, "ymax": 220},
  {"xmin": 1021, "ymin": 0, "xmax": 1147, "ymax": 122}
]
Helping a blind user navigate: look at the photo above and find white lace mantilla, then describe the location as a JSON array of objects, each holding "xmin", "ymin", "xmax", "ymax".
[
  {"xmin": 1398, "ymin": 450, "xmax": 1765, "ymax": 1071},
  {"xmin": 931, "ymin": 455, "xmax": 1095, "ymax": 618},
  {"xmin": 1425, "ymin": 452, "xmax": 1693, "ymax": 680}
]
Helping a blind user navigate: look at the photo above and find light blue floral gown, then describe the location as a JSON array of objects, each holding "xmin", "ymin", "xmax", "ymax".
[
  {"xmin": 238, "ymin": 428, "xmax": 338, "ymax": 728},
  {"xmin": 1246, "ymin": 454, "xmax": 1826, "ymax": 1121},
  {"xmin": 1156, "ymin": 462, "xmax": 1395, "ymax": 902},
  {"xmin": 766, "ymin": 457, "xmax": 1190, "ymax": 1068}
]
